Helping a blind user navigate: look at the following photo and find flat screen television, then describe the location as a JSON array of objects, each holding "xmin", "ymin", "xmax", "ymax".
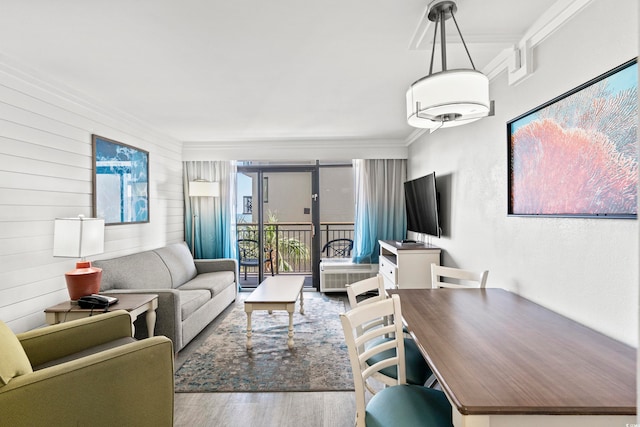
[{"xmin": 404, "ymin": 172, "xmax": 441, "ymax": 238}]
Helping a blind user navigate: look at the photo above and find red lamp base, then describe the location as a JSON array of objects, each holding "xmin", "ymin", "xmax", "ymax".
[{"xmin": 65, "ymin": 261, "xmax": 103, "ymax": 301}]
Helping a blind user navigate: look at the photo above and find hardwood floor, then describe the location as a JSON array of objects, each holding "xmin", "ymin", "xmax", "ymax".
[
  {"xmin": 174, "ymin": 392, "xmax": 355, "ymax": 427},
  {"xmin": 173, "ymin": 291, "xmax": 356, "ymax": 427}
]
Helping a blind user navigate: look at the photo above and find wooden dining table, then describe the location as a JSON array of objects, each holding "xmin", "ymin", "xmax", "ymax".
[{"xmin": 387, "ymin": 288, "xmax": 636, "ymax": 427}]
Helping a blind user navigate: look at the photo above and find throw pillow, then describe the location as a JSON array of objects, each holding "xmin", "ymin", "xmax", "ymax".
[{"xmin": 0, "ymin": 321, "xmax": 33, "ymax": 386}]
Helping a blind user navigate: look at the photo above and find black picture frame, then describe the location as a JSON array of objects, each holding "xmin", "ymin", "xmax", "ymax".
[
  {"xmin": 507, "ymin": 58, "xmax": 637, "ymax": 218},
  {"xmin": 92, "ymin": 135, "xmax": 149, "ymax": 225}
]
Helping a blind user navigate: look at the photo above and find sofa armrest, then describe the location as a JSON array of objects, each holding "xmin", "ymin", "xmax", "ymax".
[
  {"xmin": 195, "ymin": 258, "xmax": 238, "ymax": 281},
  {"xmin": 0, "ymin": 336, "xmax": 174, "ymax": 426},
  {"xmin": 17, "ymin": 310, "xmax": 133, "ymax": 367},
  {"xmin": 101, "ymin": 289, "xmax": 182, "ymax": 349}
]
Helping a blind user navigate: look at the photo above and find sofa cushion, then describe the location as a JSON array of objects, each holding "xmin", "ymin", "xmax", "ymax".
[
  {"xmin": 154, "ymin": 242, "xmax": 198, "ymax": 288},
  {"xmin": 178, "ymin": 271, "xmax": 235, "ymax": 297},
  {"xmin": 0, "ymin": 321, "xmax": 33, "ymax": 386},
  {"xmin": 179, "ymin": 290, "xmax": 211, "ymax": 321},
  {"xmin": 95, "ymin": 251, "xmax": 172, "ymax": 291}
]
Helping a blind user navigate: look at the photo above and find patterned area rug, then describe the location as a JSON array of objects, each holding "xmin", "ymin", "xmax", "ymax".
[{"xmin": 174, "ymin": 293, "xmax": 354, "ymax": 392}]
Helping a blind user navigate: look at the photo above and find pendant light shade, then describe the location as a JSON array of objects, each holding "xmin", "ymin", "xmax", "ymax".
[
  {"xmin": 407, "ymin": 0, "xmax": 492, "ymax": 129},
  {"xmin": 407, "ymin": 69, "xmax": 490, "ymax": 129}
]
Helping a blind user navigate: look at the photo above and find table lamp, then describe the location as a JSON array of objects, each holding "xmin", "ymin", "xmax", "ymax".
[{"xmin": 53, "ymin": 215, "xmax": 105, "ymax": 301}]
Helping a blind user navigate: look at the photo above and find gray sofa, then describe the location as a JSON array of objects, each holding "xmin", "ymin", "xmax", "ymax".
[{"xmin": 93, "ymin": 242, "xmax": 237, "ymax": 352}]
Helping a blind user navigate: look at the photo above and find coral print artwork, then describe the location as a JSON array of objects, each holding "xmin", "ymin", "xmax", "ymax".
[{"xmin": 508, "ymin": 60, "xmax": 638, "ymax": 217}]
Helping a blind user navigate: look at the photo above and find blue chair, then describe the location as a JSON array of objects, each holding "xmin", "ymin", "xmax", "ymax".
[{"xmin": 340, "ymin": 294, "xmax": 452, "ymax": 427}]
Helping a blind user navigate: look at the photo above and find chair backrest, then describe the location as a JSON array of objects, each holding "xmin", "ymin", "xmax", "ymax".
[
  {"xmin": 237, "ymin": 239, "xmax": 259, "ymax": 261},
  {"xmin": 340, "ymin": 294, "xmax": 406, "ymax": 425},
  {"xmin": 321, "ymin": 238, "xmax": 354, "ymax": 258},
  {"xmin": 345, "ymin": 275, "xmax": 387, "ymax": 336},
  {"xmin": 345, "ymin": 274, "xmax": 385, "ymax": 309},
  {"xmin": 430, "ymin": 263, "xmax": 489, "ymax": 288}
]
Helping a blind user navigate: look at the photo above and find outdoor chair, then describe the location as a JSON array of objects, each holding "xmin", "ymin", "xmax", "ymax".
[
  {"xmin": 321, "ymin": 238, "xmax": 353, "ymax": 258},
  {"xmin": 340, "ymin": 294, "xmax": 452, "ymax": 427},
  {"xmin": 345, "ymin": 274, "xmax": 434, "ymax": 394},
  {"xmin": 238, "ymin": 239, "xmax": 275, "ymax": 279}
]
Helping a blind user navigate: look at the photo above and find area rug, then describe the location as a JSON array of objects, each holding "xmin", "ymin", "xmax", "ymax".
[{"xmin": 174, "ymin": 293, "xmax": 354, "ymax": 392}]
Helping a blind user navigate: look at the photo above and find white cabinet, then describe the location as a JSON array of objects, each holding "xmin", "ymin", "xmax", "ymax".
[{"xmin": 378, "ymin": 240, "xmax": 441, "ymax": 289}]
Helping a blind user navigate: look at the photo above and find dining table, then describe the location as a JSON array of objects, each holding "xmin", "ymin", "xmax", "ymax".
[{"xmin": 387, "ymin": 288, "xmax": 636, "ymax": 427}]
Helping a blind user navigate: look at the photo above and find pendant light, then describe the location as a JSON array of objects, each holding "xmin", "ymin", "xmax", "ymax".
[{"xmin": 406, "ymin": 0, "xmax": 491, "ymax": 130}]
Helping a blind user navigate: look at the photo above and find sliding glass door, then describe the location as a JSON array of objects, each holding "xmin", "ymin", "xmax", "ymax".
[
  {"xmin": 236, "ymin": 162, "xmax": 353, "ymax": 289},
  {"xmin": 237, "ymin": 166, "xmax": 318, "ymax": 288}
]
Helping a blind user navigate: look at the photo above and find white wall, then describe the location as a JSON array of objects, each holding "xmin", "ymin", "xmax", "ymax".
[
  {"xmin": 408, "ymin": 0, "xmax": 638, "ymax": 346},
  {"xmin": 0, "ymin": 62, "xmax": 184, "ymax": 333},
  {"xmin": 320, "ymin": 167, "xmax": 354, "ymax": 223},
  {"xmin": 263, "ymin": 172, "xmax": 312, "ymax": 222}
]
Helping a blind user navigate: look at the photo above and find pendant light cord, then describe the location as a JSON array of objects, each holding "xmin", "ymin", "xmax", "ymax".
[
  {"xmin": 428, "ymin": 16, "xmax": 439, "ymax": 75},
  {"xmin": 427, "ymin": 2, "xmax": 477, "ymax": 74},
  {"xmin": 450, "ymin": 10, "xmax": 476, "ymax": 70}
]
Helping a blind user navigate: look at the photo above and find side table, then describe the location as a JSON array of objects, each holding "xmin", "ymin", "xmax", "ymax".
[{"xmin": 44, "ymin": 293, "xmax": 159, "ymax": 336}]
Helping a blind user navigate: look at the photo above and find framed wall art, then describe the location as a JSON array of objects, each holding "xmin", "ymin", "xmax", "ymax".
[
  {"xmin": 92, "ymin": 135, "xmax": 149, "ymax": 225},
  {"xmin": 507, "ymin": 58, "xmax": 638, "ymax": 218}
]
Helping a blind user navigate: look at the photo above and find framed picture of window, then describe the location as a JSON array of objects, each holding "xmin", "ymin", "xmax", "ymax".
[
  {"xmin": 507, "ymin": 58, "xmax": 637, "ymax": 218},
  {"xmin": 92, "ymin": 135, "xmax": 149, "ymax": 225}
]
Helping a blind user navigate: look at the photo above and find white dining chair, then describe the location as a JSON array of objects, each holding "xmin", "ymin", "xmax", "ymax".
[
  {"xmin": 430, "ymin": 263, "xmax": 489, "ymax": 288},
  {"xmin": 340, "ymin": 294, "xmax": 452, "ymax": 427},
  {"xmin": 345, "ymin": 275, "xmax": 433, "ymax": 393}
]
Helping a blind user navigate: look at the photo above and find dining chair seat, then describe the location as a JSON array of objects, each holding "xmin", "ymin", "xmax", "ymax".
[
  {"xmin": 346, "ymin": 274, "xmax": 433, "ymax": 390},
  {"xmin": 366, "ymin": 336, "xmax": 432, "ymax": 386},
  {"xmin": 366, "ymin": 384, "xmax": 452, "ymax": 427},
  {"xmin": 340, "ymin": 294, "xmax": 452, "ymax": 427}
]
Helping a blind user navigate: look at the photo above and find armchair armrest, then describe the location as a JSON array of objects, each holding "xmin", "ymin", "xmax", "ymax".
[
  {"xmin": 1, "ymin": 336, "xmax": 174, "ymax": 426},
  {"xmin": 17, "ymin": 310, "xmax": 133, "ymax": 368}
]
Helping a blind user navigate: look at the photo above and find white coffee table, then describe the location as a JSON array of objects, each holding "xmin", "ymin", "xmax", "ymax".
[{"xmin": 244, "ymin": 275, "xmax": 305, "ymax": 350}]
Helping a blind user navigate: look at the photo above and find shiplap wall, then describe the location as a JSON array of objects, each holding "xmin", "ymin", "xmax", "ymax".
[{"xmin": 0, "ymin": 62, "xmax": 184, "ymax": 333}]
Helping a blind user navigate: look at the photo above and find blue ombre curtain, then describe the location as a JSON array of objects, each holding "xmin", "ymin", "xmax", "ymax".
[
  {"xmin": 352, "ymin": 159, "xmax": 407, "ymax": 264},
  {"xmin": 184, "ymin": 161, "xmax": 237, "ymax": 259}
]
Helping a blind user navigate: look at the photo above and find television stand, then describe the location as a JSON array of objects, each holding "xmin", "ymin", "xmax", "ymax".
[{"xmin": 379, "ymin": 240, "xmax": 441, "ymax": 289}]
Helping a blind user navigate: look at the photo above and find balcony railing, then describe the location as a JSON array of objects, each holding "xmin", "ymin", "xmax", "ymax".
[{"xmin": 237, "ymin": 222, "xmax": 353, "ymax": 275}]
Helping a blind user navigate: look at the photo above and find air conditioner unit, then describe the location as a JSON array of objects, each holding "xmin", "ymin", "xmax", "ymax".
[{"xmin": 320, "ymin": 259, "xmax": 378, "ymax": 292}]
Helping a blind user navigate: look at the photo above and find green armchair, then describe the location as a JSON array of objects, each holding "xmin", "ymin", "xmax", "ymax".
[{"xmin": 0, "ymin": 310, "xmax": 174, "ymax": 426}]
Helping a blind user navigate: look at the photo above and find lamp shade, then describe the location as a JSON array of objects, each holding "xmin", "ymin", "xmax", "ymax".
[
  {"xmin": 189, "ymin": 181, "xmax": 220, "ymax": 197},
  {"xmin": 406, "ymin": 69, "xmax": 490, "ymax": 129},
  {"xmin": 53, "ymin": 216, "xmax": 104, "ymax": 300},
  {"xmin": 53, "ymin": 216, "xmax": 105, "ymax": 258}
]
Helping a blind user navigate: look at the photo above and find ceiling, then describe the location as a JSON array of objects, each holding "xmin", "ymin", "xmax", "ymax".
[{"xmin": 0, "ymin": 0, "xmax": 558, "ymax": 145}]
